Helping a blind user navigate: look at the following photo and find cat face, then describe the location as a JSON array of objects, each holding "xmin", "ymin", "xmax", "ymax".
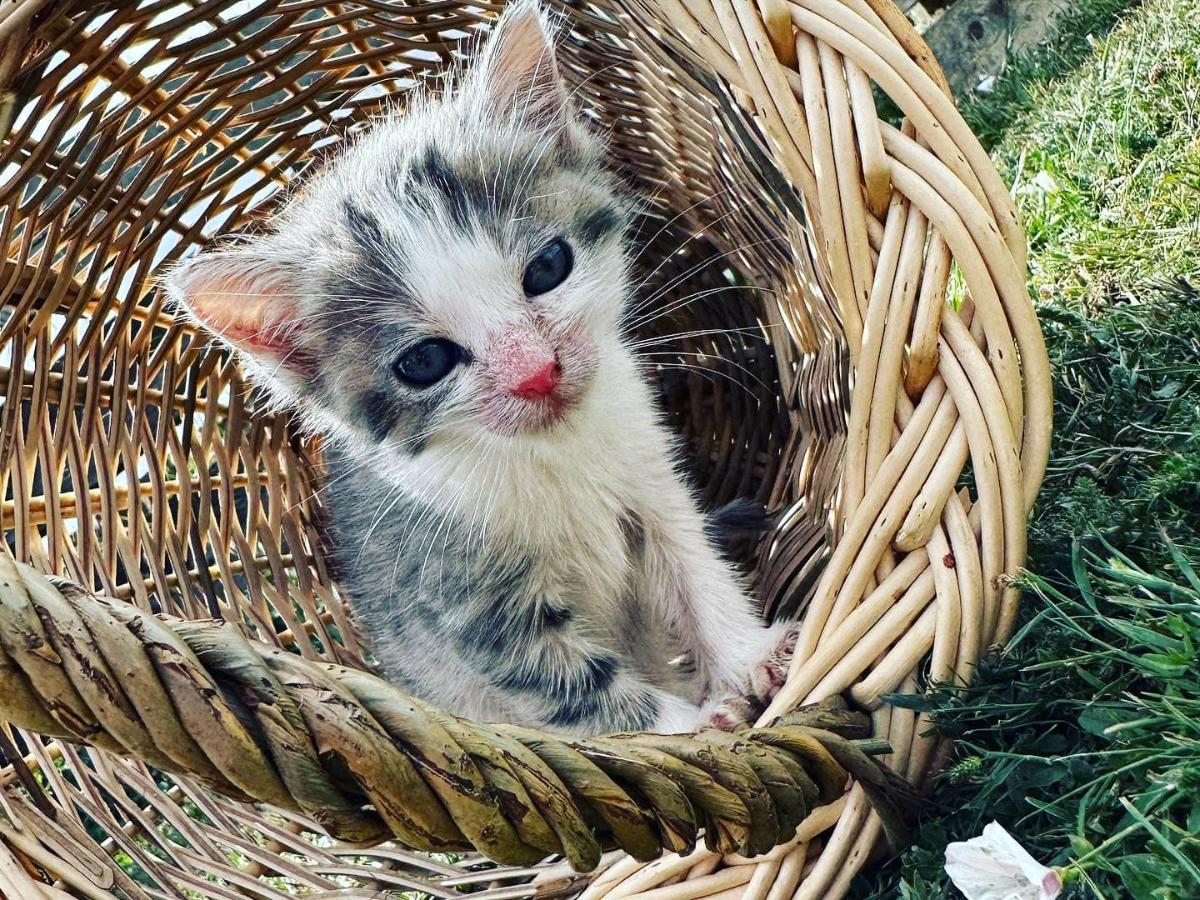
[{"xmin": 167, "ymin": 0, "xmax": 631, "ymax": 454}]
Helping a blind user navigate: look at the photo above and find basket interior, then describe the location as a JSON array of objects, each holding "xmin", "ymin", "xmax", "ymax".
[{"xmin": 0, "ymin": 0, "xmax": 848, "ymax": 894}]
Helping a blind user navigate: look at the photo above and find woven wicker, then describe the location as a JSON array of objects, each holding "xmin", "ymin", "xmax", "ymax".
[{"xmin": 0, "ymin": 0, "xmax": 1050, "ymax": 897}]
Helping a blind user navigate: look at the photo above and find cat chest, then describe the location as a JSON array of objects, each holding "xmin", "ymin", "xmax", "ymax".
[{"xmin": 529, "ymin": 514, "xmax": 641, "ymax": 621}]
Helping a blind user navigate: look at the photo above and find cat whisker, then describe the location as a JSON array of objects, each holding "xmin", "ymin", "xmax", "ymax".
[
  {"xmin": 647, "ymin": 360, "xmax": 763, "ymax": 400},
  {"xmin": 626, "ymin": 185, "xmax": 737, "ymax": 269},
  {"xmin": 627, "ymin": 232, "xmax": 788, "ymax": 319},
  {"xmin": 638, "ymin": 350, "xmax": 773, "ymax": 392},
  {"xmin": 627, "ymin": 200, "xmax": 753, "ymax": 298},
  {"xmin": 627, "ymin": 322, "xmax": 781, "ymax": 351},
  {"xmin": 623, "ymin": 283, "xmax": 777, "ymax": 332}
]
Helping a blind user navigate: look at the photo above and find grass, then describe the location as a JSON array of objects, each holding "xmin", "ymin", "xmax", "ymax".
[{"xmin": 852, "ymin": 0, "xmax": 1200, "ymax": 896}]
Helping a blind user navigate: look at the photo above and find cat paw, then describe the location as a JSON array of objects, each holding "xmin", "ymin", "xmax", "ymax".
[
  {"xmin": 749, "ymin": 622, "xmax": 800, "ymax": 706},
  {"xmin": 700, "ymin": 695, "xmax": 757, "ymax": 732},
  {"xmin": 692, "ymin": 621, "xmax": 802, "ymax": 732}
]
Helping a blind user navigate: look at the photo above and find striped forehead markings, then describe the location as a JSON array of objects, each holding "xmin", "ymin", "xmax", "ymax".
[{"xmin": 409, "ymin": 146, "xmax": 490, "ymax": 230}]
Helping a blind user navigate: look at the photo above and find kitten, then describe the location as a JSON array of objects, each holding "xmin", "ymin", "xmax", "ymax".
[{"xmin": 167, "ymin": 0, "xmax": 790, "ymax": 734}]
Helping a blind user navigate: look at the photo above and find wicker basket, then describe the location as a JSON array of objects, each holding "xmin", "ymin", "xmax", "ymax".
[{"xmin": 0, "ymin": 0, "xmax": 1050, "ymax": 897}]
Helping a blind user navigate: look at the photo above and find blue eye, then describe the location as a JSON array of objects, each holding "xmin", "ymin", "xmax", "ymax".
[
  {"xmin": 522, "ymin": 238, "xmax": 574, "ymax": 296},
  {"xmin": 394, "ymin": 338, "xmax": 460, "ymax": 387}
]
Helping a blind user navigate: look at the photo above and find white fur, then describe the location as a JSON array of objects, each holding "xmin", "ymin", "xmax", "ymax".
[{"xmin": 166, "ymin": 0, "xmax": 782, "ymax": 733}]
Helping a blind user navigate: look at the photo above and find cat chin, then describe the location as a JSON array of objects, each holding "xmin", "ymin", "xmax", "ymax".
[
  {"xmin": 474, "ymin": 381, "xmax": 591, "ymax": 435},
  {"xmin": 479, "ymin": 401, "xmax": 575, "ymax": 436}
]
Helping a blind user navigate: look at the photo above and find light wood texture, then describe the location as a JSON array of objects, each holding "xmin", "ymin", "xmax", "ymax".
[{"xmin": 0, "ymin": 0, "xmax": 1048, "ymax": 897}]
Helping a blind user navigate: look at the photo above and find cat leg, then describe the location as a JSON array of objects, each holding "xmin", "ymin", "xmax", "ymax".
[
  {"xmin": 640, "ymin": 518, "xmax": 785, "ymax": 706},
  {"xmin": 481, "ymin": 599, "xmax": 706, "ymax": 734}
]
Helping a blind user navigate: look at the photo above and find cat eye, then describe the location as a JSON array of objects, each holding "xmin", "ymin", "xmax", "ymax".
[
  {"xmin": 394, "ymin": 338, "xmax": 461, "ymax": 387},
  {"xmin": 522, "ymin": 238, "xmax": 574, "ymax": 296}
]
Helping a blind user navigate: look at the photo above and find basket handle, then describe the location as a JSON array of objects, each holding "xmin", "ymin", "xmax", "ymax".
[{"xmin": 0, "ymin": 547, "xmax": 910, "ymax": 872}]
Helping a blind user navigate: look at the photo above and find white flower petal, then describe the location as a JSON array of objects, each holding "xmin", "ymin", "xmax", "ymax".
[
  {"xmin": 982, "ymin": 822, "xmax": 1056, "ymax": 886},
  {"xmin": 945, "ymin": 823, "xmax": 1062, "ymax": 900}
]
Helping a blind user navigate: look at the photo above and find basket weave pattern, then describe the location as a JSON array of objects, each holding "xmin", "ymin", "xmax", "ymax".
[{"xmin": 0, "ymin": 1, "xmax": 1050, "ymax": 898}]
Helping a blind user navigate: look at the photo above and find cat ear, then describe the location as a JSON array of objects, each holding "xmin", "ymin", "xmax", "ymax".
[
  {"xmin": 166, "ymin": 249, "xmax": 310, "ymax": 376},
  {"xmin": 474, "ymin": 1, "xmax": 568, "ymax": 125}
]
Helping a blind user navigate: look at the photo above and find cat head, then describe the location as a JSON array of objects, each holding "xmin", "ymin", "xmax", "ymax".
[{"xmin": 167, "ymin": 0, "xmax": 633, "ymax": 456}]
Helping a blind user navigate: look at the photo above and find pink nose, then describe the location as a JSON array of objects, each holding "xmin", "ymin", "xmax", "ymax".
[{"xmin": 512, "ymin": 358, "xmax": 562, "ymax": 399}]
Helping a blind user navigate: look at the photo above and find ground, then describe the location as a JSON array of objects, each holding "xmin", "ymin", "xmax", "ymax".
[{"xmin": 854, "ymin": 0, "xmax": 1200, "ymax": 896}]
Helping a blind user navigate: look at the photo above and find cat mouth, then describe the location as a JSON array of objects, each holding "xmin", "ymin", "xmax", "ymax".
[
  {"xmin": 481, "ymin": 386, "xmax": 584, "ymax": 435},
  {"xmin": 523, "ymin": 392, "xmax": 581, "ymax": 430}
]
